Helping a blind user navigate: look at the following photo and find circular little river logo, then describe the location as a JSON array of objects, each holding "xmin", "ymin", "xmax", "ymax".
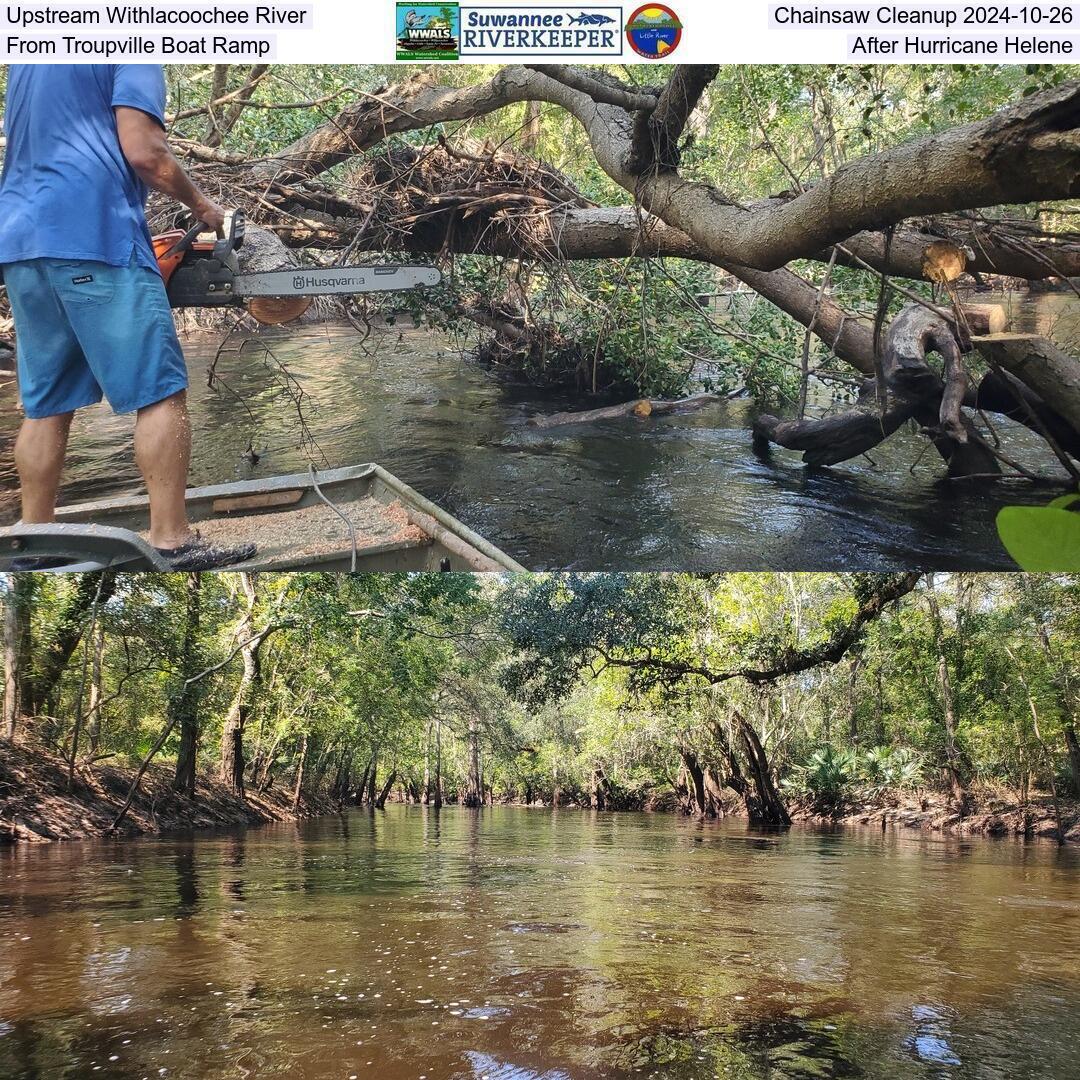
[{"xmin": 625, "ymin": 4, "xmax": 682, "ymax": 58}]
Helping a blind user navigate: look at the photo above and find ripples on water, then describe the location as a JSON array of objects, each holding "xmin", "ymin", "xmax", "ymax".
[
  {"xmin": 0, "ymin": 309, "xmax": 1071, "ymax": 569},
  {"xmin": 1, "ymin": 808, "xmax": 1078, "ymax": 1079}
]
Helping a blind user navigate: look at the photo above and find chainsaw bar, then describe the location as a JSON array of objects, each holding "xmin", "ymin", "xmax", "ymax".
[{"xmin": 234, "ymin": 264, "xmax": 442, "ymax": 298}]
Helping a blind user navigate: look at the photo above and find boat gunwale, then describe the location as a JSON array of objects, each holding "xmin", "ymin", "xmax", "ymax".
[{"xmin": 46, "ymin": 463, "xmax": 526, "ymax": 572}]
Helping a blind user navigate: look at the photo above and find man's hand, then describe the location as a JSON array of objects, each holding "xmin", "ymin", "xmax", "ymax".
[
  {"xmin": 115, "ymin": 106, "xmax": 227, "ymax": 231},
  {"xmin": 193, "ymin": 199, "xmax": 227, "ymax": 233}
]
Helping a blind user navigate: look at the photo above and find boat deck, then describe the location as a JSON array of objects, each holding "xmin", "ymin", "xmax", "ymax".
[{"xmin": 170, "ymin": 494, "xmax": 431, "ymax": 565}]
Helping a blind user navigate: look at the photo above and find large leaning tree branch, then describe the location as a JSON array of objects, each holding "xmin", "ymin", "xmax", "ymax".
[
  {"xmin": 593, "ymin": 572, "xmax": 922, "ymax": 689},
  {"xmin": 250, "ymin": 66, "xmax": 1080, "ymax": 272}
]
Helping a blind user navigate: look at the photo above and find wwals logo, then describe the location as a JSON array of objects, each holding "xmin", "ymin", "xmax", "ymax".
[
  {"xmin": 625, "ymin": 3, "xmax": 681, "ymax": 58},
  {"xmin": 396, "ymin": 3, "xmax": 461, "ymax": 60}
]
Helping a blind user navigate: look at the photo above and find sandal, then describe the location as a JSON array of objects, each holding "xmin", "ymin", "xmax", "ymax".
[{"xmin": 154, "ymin": 531, "xmax": 256, "ymax": 571}]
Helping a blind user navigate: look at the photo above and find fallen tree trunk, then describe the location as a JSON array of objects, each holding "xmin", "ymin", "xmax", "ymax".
[
  {"xmin": 973, "ymin": 333, "xmax": 1080, "ymax": 436},
  {"xmin": 250, "ymin": 67, "xmax": 1080, "ymax": 273},
  {"xmin": 528, "ymin": 392, "xmax": 724, "ymax": 429},
  {"xmin": 974, "ymin": 369, "xmax": 1080, "ymax": 460},
  {"xmin": 753, "ymin": 303, "xmax": 1003, "ymax": 477}
]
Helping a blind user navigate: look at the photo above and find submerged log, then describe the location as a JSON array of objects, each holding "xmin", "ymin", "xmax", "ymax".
[
  {"xmin": 752, "ymin": 394, "xmax": 919, "ymax": 468},
  {"xmin": 528, "ymin": 392, "xmax": 723, "ymax": 429}
]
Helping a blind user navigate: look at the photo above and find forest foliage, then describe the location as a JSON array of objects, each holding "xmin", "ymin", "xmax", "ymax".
[{"xmin": 3, "ymin": 572, "xmax": 1077, "ymax": 832}]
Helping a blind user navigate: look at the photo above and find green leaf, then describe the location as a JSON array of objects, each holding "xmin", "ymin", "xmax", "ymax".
[{"xmin": 996, "ymin": 504, "xmax": 1080, "ymax": 570}]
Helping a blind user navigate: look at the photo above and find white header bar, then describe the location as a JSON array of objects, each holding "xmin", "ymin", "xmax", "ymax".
[{"xmin": 0, "ymin": 1, "xmax": 1075, "ymax": 63}]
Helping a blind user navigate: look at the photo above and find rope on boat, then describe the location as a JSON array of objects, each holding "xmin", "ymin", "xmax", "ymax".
[{"xmin": 308, "ymin": 464, "xmax": 358, "ymax": 573}]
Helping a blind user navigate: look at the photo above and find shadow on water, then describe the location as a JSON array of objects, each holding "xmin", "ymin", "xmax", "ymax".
[
  {"xmin": 1, "ymin": 807, "xmax": 1079, "ymax": 1079},
  {"xmin": 0, "ymin": 312, "xmax": 1073, "ymax": 569}
]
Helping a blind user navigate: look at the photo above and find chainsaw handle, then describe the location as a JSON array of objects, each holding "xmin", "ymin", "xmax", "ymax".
[
  {"xmin": 212, "ymin": 209, "xmax": 245, "ymax": 262},
  {"xmin": 162, "ymin": 220, "xmax": 205, "ymax": 259},
  {"xmin": 163, "ymin": 209, "xmax": 244, "ymax": 260}
]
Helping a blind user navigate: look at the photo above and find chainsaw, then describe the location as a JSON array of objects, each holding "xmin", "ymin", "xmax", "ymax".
[{"xmin": 152, "ymin": 209, "xmax": 441, "ymax": 324}]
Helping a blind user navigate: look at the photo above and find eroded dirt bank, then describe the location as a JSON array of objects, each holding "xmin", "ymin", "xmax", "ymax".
[{"xmin": 0, "ymin": 743, "xmax": 335, "ymax": 843}]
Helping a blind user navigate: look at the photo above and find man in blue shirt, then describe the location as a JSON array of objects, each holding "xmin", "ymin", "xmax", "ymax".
[{"xmin": 0, "ymin": 65, "xmax": 255, "ymax": 570}]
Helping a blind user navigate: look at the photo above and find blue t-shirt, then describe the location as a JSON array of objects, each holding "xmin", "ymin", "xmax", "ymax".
[{"xmin": 0, "ymin": 65, "xmax": 167, "ymax": 271}]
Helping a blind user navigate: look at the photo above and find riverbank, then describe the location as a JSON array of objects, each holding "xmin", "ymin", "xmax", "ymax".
[
  {"xmin": 4, "ymin": 743, "xmax": 1077, "ymax": 845},
  {"xmin": 0, "ymin": 743, "xmax": 335, "ymax": 844},
  {"xmin": 796, "ymin": 789, "xmax": 1080, "ymax": 842}
]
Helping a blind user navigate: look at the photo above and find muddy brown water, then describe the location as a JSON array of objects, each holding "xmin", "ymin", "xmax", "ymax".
[
  {"xmin": 1, "ymin": 807, "xmax": 1079, "ymax": 1079},
  {"xmin": 0, "ymin": 292, "xmax": 1077, "ymax": 570}
]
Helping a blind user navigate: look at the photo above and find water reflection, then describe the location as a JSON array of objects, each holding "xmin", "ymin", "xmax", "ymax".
[
  {"xmin": 0, "ymin": 808, "xmax": 1077, "ymax": 1079},
  {"xmin": 0, "ymin": 314, "xmax": 1071, "ymax": 569}
]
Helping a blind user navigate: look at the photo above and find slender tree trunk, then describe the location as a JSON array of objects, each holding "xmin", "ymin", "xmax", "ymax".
[
  {"xmin": 465, "ymin": 719, "xmax": 482, "ymax": 808},
  {"xmin": 367, "ymin": 753, "xmax": 378, "ymax": 805},
  {"xmin": 173, "ymin": 574, "xmax": 203, "ymax": 797},
  {"xmin": 257, "ymin": 732, "xmax": 284, "ymax": 792},
  {"xmin": 423, "ymin": 720, "xmax": 432, "ymax": 804},
  {"xmin": 847, "ymin": 654, "xmax": 862, "ymax": 746},
  {"xmin": 26, "ymin": 571, "xmax": 116, "ymax": 717},
  {"xmin": 936, "ymin": 651, "xmax": 970, "ymax": 810},
  {"xmin": 926, "ymin": 579, "xmax": 971, "ymax": 812},
  {"xmin": 873, "ymin": 666, "xmax": 886, "ymax": 746},
  {"xmin": 433, "ymin": 721, "xmax": 442, "ymax": 810},
  {"xmin": 220, "ymin": 644, "xmax": 258, "ymax": 797},
  {"xmin": 374, "ymin": 769, "xmax": 396, "ymax": 809},
  {"xmin": 3, "ymin": 574, "xmax": 32, "ymax": 741},
  {"xmin": 85, "ymin": 623, "xmax": 105, "ymax": 759},
  {"xmin": 356, "ymin": 759, "xmax": 372, "ymax": 806},
  {"xmin": 292, "ymin": 732, "xmax": 308, "ymax": 809},
  {"xmin": 521, "ymin": 98, "xmax": 542, "ymax": 153},
  {"xmin": 219, "ymin": 575, "xmax": 267, "ymax": 799}
]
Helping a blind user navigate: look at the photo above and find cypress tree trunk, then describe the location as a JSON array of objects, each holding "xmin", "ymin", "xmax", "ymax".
[
  {"xmin": 679, "ymin": 747, "xmax": 711, "ymax": 818},
  {"xmin": 735, "ymin": 714, "xmax": 792, "ymax": 827}
]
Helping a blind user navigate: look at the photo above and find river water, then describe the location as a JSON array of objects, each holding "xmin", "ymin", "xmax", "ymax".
[
  {"xmin": 0, "ymin": 293, "xmax": 1076, "ymax": 569},
  {"xmin": 1, "ymin": 807, "xmax": 1078, "ymax": 1079}
]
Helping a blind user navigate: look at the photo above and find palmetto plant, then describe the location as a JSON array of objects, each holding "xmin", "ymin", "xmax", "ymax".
[{"xmin": 787, "ymin": 745, "xmax": 925, "ymax": 813}]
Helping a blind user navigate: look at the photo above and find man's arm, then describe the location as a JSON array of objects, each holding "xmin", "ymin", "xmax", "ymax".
[{"xmin": 115, "ymin": 106, "xmax": 225, "ymax": 231}]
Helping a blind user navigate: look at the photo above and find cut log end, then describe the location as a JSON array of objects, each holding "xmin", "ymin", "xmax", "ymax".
[
  {"xmin": 922, "ymin": 240, "xmax": 967, "ymax": 283},
  {"xmin": 246, "ymin": 296, "xmax": 314, "ymax": 325}
]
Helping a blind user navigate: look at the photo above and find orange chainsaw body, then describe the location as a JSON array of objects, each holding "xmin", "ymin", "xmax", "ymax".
[{"xmin": 152, "ymin": 229, "xmax": 219, "ymax": 287}]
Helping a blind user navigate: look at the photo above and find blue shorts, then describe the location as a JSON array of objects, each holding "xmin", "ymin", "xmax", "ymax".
[{"xmin": 3, "ymin": 254, "xmax": 187, "ymax": 419}]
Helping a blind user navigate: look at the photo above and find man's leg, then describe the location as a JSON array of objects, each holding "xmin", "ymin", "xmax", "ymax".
[
  {"xmin": 14, "ymin": 412, "xmax": 74, "ymax": 522},
  {"xmin": 133, "ymin": 389, "xmax": 192, "ymax": 550}
]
